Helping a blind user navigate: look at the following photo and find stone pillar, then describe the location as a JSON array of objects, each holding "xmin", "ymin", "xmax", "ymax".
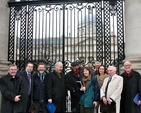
[
  {"xmin": 122, "ymin": 0, "xmax": 141, "ymax": 74},
  {"xmin": 0, "ymin": 0, "xmax": 11, "ymax": 112},
  {"xmin": 0, "ymin": 0, "xmax": 10, "ymax": 77}
]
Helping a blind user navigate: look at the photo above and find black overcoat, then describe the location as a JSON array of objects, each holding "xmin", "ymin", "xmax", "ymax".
[
  {"xmin": 46, "ymin": 70, "xmax": 66, "ymax": 112},
  {"xmin": 18, "ymin": 70, "xmax": 33, "ymax": 112},
  {"xmin": 65, "ymin": 69, "xmax": 83, "ymax": 112},
  {"xmin": 120, "ymin": 70, "xmax": 141, "ymax": 113},
  {"xmin": 0, "ymin": 74, "xmax": 24, "ymax": 113}
]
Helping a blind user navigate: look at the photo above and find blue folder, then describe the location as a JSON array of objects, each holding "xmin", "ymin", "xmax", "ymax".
[
  {"xmin": 46, "ymin": 103, "xmax": 56, "ymax": 113},
  {"xmin": 133, "ymin": 93, "xmax": 140, "ymax": 106}
]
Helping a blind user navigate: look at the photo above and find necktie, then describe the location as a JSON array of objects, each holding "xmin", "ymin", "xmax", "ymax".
[
  {"xmin": 27, "ymin": 73, "xmax": 31, "ymax": 95},
  {"xmin": 40, "ymin": 74, "xmax": 44, "ymax": 81},
  {"xmin": 105, "ymin": 76, "xmax": 112, "ymax": 98}
]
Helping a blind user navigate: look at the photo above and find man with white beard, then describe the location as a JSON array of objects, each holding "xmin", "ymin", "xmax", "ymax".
[{"xmin": 120, "ymin": 61, "xmax": 141, "ymax": 113}]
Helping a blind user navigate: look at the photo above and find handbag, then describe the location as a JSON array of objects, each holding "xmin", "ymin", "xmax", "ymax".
[{"xmin": 100, "ymin": 100, "xmax": 116, "ymax": 113}]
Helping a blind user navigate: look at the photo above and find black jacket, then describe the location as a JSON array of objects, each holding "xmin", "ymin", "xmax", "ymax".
[
  {"xmin": 18, "ymin": 70, "xmax": 33, "ymax": 112},
  {"xmin": 46, "ymin": 70, "xmax": 66, "ymax": 112},
  {"xmin": 65, "ymin": 69, "xmax": 83, "ymax": 112},
  {"xmin": 33, "ymin": 72, "xmax": 48, "ymax": 102},
  {"xmin": 120, "ymin": 70, "xmax": 141, "ymax": 113},
  {"xmin": 0, "ymin": 74, "xmax": 24, "ymax": 113},
  {"xmin": 65, "ymin": 69, "xmax": 83, "ymax": 97}
]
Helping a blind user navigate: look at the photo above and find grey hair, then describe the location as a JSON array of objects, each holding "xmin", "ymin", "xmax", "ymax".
[
  {"xmin": 95, "ymin": 61, "xmax": 101, "ymax": 65},
  {"xmin": 8, "ymin": 64, "xmax": 18, "ymax": 70},
  {"xmin": 108, "ymin": 66, "xmax": 117, "ymax": 71},
  {"xmin": 55, "ymin": 62, "xmax": 63, "ymax": 67}
]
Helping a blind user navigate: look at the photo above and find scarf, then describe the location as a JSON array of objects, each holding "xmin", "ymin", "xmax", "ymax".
[
  {"xmin": 124, "ymin": 69, "xmax": 132, "ymax": 77},
  {"xmin": 82, "ymin": 74, "xmax": 91, "ymax": 88},
  {"xmin": 73, "ymin": 69, "xmax": 80, "ymax": 76}
]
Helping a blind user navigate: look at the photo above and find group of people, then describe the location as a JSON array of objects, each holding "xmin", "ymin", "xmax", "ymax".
[
  {"xmin": 0, "ymin": 60, "xmax": 141, "ymax": 113},
  {"xmin": 65, "ymin": 61, "xmax": 141, "ymax": 113}
]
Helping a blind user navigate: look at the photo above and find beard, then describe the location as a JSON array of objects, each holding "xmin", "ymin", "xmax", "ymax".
[{"xmin": 125, "ymin": 68, "xmax": 131, "ymax": 73}]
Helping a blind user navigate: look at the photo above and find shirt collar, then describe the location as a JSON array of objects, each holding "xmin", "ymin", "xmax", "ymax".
[
  {"xmin": 110, "ymin": 74, "xmax": 116, "ymax": 80},
  {"xmin": 26, "ymin": 70, "xmax": 31, "ymax": 76}
]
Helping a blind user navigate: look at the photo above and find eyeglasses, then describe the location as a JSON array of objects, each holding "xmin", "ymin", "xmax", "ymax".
[{"xmin": 124, "ymin": 65, "xmax": 131, "ymax": 66}]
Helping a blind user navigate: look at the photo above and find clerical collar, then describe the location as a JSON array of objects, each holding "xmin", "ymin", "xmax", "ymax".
[{"xmin": 10, "ymin": 75, "xmax": 16, "ymax": 80}]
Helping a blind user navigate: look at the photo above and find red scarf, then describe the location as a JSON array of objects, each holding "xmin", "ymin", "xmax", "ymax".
[
  {"xmin": 125, "ymin": 69, "xmax": 132, "ymax": 77},
  {"xmin": 73, "ymin": 69, "xmax": 80, "ymax": 76}
]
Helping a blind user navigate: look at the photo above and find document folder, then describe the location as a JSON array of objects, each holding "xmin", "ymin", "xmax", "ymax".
[
  {"xmin": 133, "ymin": 93, "xmax": 140, "ymax": 106},
  {"xmin": 46, "ymin": 103, "xmax": 56, "ymax": 113}
]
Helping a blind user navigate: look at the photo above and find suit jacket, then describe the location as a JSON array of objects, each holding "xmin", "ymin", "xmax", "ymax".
[
  {"xmin": 33, "ymin": 72, "xmax": 48, "ymax": 102},
  {"xmin": 18, "ymin": 70, "xmax": 33, "ymax": 112},
  {"xmin": 0, "ymin": 74, "xmax": 24, "ymax": 113},
  {"xmin": 46, "ymin": 70, "xmax": 66, "ymax": 112},
  {"xmin": 100, "ymin": 74, "xmax": 123, "ymax": 113}
]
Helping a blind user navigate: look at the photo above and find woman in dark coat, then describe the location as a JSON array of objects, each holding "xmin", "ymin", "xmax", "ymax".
[{"xmin": 46, "ymin": 62, "xmax": 67, "ymax": 113}]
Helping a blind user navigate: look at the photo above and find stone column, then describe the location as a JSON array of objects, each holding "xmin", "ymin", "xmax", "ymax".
[
  {"xmin": 0, "ymin": 0, "xmax": 10, "ymax": 77},
  {"xmin": 0, "ymin": 0, "xmax": 11, "ymax": 111},
  {"xmin": 122, "ymin": 0, "xmax": 141, "ymax": 74}
]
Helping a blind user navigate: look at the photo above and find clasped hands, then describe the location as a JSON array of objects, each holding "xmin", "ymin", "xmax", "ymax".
[{"xmin": 102, "ymin": 96, "xmax": 112, "ymax": 105}]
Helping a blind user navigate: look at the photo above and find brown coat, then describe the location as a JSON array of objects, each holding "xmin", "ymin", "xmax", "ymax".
[{"xmin": 96, "ymin": 74, "xmax": 109, "ymax": 88}]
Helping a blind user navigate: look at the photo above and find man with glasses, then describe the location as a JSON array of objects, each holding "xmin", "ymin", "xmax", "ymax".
[{"xmin": 120, "ymin": 61, "xmax": 141, "ymax": 113}]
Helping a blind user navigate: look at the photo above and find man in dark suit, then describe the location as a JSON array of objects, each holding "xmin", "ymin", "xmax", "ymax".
[
  {"xmin": 46, "ymin": 62, "xmax": 67, "ymax": 113},
  {"xmin": 0, "ymin": 64, "xmax": 24, "ymax": 113},
  {"xmin": 18, "ymin": 62, "xmax": 34, "ymax": 113},
  {"xmin": 32, "ymin": 62, "xmax": 48, "ymax": 113}
]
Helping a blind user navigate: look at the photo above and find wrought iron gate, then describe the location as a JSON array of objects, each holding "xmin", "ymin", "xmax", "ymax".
[{"xmin": 8, "ymin": 0, "xmax": 125, "ymax": 73}]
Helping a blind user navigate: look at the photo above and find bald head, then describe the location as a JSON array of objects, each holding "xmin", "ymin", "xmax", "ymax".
[{"xmin": 124, "ymin": 61, "xmax": 131, "ymax": 65}]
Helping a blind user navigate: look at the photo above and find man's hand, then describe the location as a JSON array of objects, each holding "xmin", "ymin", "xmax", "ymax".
[
  {"xmin": 102, "ymin": 96, "xmax": 107, "ymax": 105},
  {"xmin": 80, "ymin": 86, "xmax": 86, "ymax": 91},
  {"xmin": 48, "ymin": 99, "xmax": 52, "ymax": 103},
  {"xmin": 138, "ymin": 100, "xmax": 141, "ymax": 105},
  {"xmin": 108, "ymin": 100, "xmax": 112, "ymax": 104},
  {"xmin": 14, "ymin": 95, "xmax": 21, "ymax": 102}
]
